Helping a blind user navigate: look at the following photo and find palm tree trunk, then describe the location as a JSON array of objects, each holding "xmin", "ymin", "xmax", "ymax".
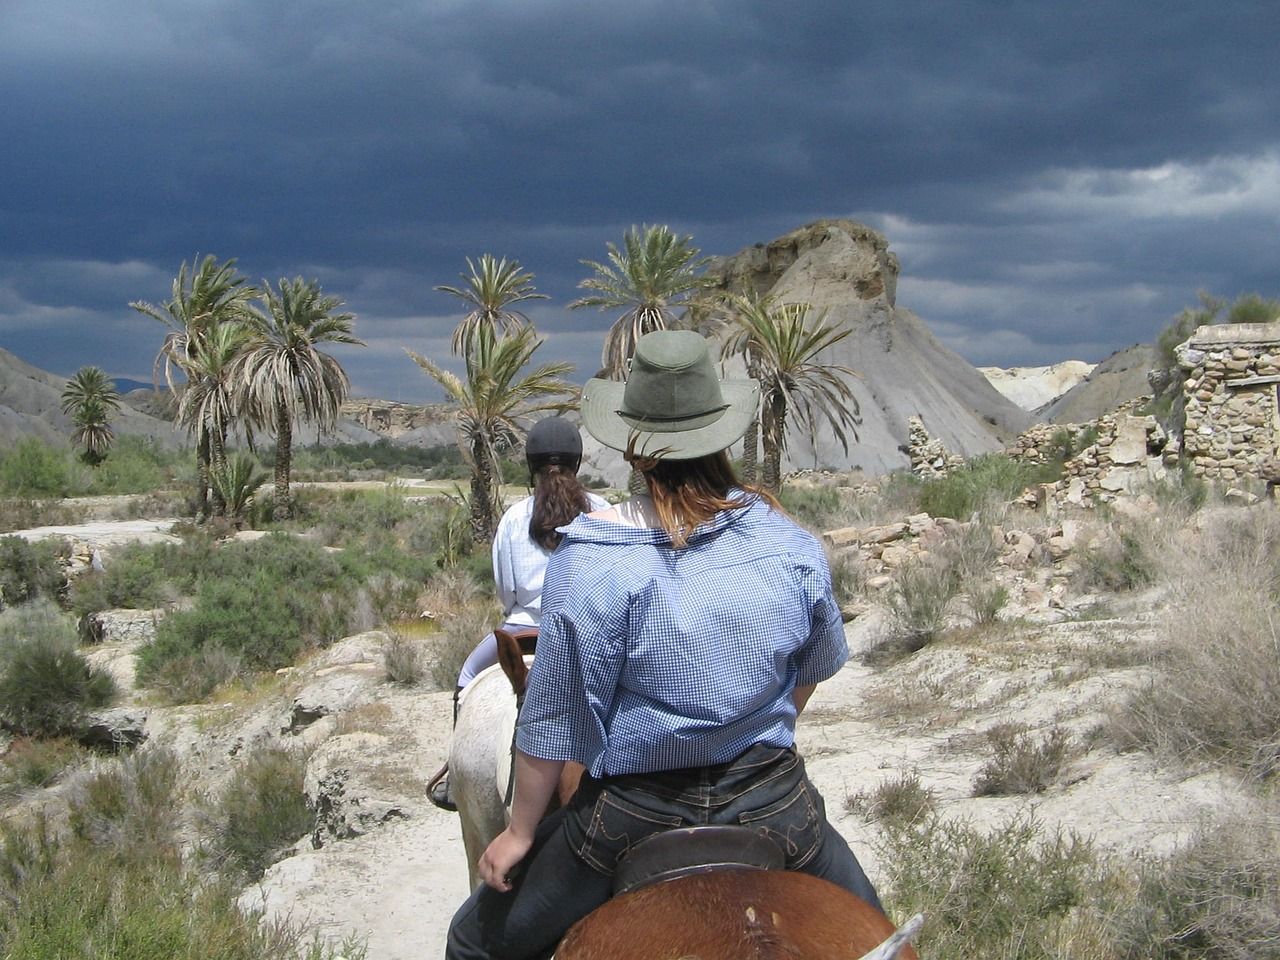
[
  {"xmin": 195, "ymin": 430, "xmax": 211, "ymax": 520},
  {"xmin": 762, "ymin": 395, "xmax": 787, "ymax": 494},
  {"xmin": 741, "ymin": 414, "xmax": 759, "ymax": 484},
  {"xmin": 210, "ymin": 426, "xmax": 228, "ymax": 517},
  {"xmin": 274, "ymin": 400, "xmax": 292, "ymax": 521},
  {"xmin": 469, "ymin": 439, "xmax": 497, "ymax": 544}
]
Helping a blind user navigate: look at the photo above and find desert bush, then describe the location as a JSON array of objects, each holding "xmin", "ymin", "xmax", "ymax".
[
  {"xmin": 1110, "ymin": 509, "xmax": 1280, "ymax": 779},
  {"xmin": 430, "ymin": 603, "xmax": 497, "ymax": 691},
  {"xmin": 875, "ymin": 556, "xmax": 961, "ymax": 658},
  {"xmin": 0, "ymin": 438, "xmax": 81, "ymax": 498},
  {"xmin": 919, "ymin": 454, "xmax": 1055, "ymax": 521},
  {"xmin": 144, "ymin": 645, "xmax": 243, "ymax": 704},
  {"xmin": 880, "ymin": 812, "xmax": 1105, "ymax": 959},
  {"xmin": 973, "ymin": 724, "xmax": 1073, "ymax": 796},
  {"xmin": 845, "ymin": 769, "xmax": 937, "ymax": 827},
  {"xmin": 0, "ymin": 536, "xmax": 66, "ymax": 607},
  {"xmin": 0, "ymin": 600, "xmax": 116, "ymax": 737},
  {"xmin": 201, "ymin": 744, "xmax": 313, "ymax": 881},
  {"xmin": 67, "ymin": 541, "xmax": 178, "ymax": 616},
  {"xmin": 1111, "ymin": 804, "xmax": 1280, "ymax": 960},
  {"xmin": 1076, "ymin": 528, "xmax": 1156, "ymax": 592},
  {"xmin": 0, "ymin": 811, "xmax": 361, "ymax": 960},
  {"xmin": 779, "ymin": 484, "xmax": 845, "ymax": 531},
  {"xmin": 66, "ymin": 747, "xmax": 182, "ymax": 859},
  {"xmin": 209, "ymin": 452, "xmax": 269, "ymax": 525},
  {"xmin": 828, "ymin": 550, "xmax": 866, "ymax": 605},
  {"xmin": 0, "ymin": 497, "xmax": 87, "ymax": 534},
  {"xmin": 0, "ymin": 737, "xmax": 86, "ymax": 802},
  {"xmin": 383, "ymin": 630, "xmax": 426, "ymax": 685}
]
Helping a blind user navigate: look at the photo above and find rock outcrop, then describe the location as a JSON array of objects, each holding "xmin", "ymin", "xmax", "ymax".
[
  {"xmin": 1039, "ymin": 344, "xmax": 1157, "ymax": 424},
  {"xmin": 704, "ymin": 220, "xmax": 1032, "ymax": 476}
]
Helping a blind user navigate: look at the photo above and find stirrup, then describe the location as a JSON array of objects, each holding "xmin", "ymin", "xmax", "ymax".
[{"xmin": 426, "ymin": 764, "xmax": 456, "ymax": 812}]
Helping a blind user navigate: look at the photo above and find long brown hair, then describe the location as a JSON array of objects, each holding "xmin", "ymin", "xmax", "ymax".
[
  {"xmin": 529, "ymin": 464, "xmax": 592, "ymax": 550},
  {"xmin": 625, "ymin": 444, "xmax": 779, "ymax": 548}
]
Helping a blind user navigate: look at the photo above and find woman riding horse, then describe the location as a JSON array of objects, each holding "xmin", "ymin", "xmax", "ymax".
[
  {"xmin": 446, "ymin": 331, "xmax": 883, "ymax": 960},
  {"xmin": 429, "ymin": 416, "xmax": 608, "ymax": 810}
]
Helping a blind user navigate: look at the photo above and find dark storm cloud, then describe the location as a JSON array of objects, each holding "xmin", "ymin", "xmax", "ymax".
[{"xmin": 1, "ymin": 0, "xmax": 1278, "ymax": 397}]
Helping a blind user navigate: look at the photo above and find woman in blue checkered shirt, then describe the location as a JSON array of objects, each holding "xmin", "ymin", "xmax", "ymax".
[{"xmin": 447, "ymin": 332, "xmax": 881, "ymax": 960}]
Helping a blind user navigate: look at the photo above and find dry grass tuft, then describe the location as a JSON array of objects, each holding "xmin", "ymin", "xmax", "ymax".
[
  {"xmin": 846, "ymin": 769, "xmax": 937, "ymax": 827},
  {"xmin": 973, "ymin": 723, "xmax": 1073, "ymax": 796}
]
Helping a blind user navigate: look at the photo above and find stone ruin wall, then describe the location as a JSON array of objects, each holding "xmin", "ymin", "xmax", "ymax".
[{"xmin": 1176, "ymin": 331, "xmax": 1280, "ymax": 485}]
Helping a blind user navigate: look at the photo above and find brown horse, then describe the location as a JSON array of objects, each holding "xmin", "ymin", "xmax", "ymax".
[{"xmin": 556, "ymin": 870, "xmax": 922, "ymax": 959}]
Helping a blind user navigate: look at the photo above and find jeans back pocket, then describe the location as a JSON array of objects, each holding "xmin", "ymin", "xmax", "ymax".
[
  {"xmin": 573, "ymin": 789, "xmax": 684, "ymax": 876},
  {"xmin": 736, "ymin": 778, "xmax": 823, "ymax": 869}
]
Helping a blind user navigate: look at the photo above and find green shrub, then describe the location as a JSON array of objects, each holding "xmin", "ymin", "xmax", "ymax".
[
  {"xmin": 431, "ymin": 603, "xmax": 496, "ymax": 691},
  {"xmin": 919, "ymin": 454, "xmax": 1054, "ymax": 521},
  {"xmin": 83, "ymin": 435, "xmax": 188, "ymax": 496},
  {"xmin": 202, "ymin": 744, "xmax": 313, "ymax": 881},
  {"xmin": 208, "ymin": 452, "xmax": 269, "ymax": 524},
  {"xmin": 68, "ymin": 542, "xmax": 177, "ymax": 617},
  {"xmin": 779, "ymin": 485, "xmax": 844, "ymax": 530},
  {"xmin": 973, "ymin": 724, "xmax": 1072, "ymax": 796},
  {"xmin": 880, "ymin": 812, "xmax": 1104, "ymax": 959},
  {"xmin": 0, "ymin": 536, "xmax": 66, "ymax": 606},
  {"xmin": 0, "ymin": 601, "xmax": 116, "ymax": 737},
  {"xmin": 0, "ymin": 439, "xmax": 81, "ymax": 498}
]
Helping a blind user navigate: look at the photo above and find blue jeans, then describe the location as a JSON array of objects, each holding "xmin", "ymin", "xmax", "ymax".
[{"xmin": 445, "ymin": 745, "xmax": 881, "ymax": 960}]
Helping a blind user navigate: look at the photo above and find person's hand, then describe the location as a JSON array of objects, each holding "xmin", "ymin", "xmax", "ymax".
[{"xmin": 477, "ymin": 827, "xmax": 534, "ymax": 892}]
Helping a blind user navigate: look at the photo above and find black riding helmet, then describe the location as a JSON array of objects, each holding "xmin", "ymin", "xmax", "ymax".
[{"xmin": 525, "ymin": 416, "xmax": 583, "ymax": 476}]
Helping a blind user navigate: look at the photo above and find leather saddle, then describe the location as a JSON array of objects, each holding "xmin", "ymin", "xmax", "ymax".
[{"xmin": 612, "ymin": 825, "xmax": 784, "ymax": 896}]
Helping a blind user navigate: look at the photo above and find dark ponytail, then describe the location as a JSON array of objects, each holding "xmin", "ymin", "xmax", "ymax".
[{"xmin": 529, "ymin": 465, "xmax": 591, "ymax": 550}]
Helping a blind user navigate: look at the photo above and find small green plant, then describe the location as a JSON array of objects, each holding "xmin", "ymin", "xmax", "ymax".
[
  {"xmin": 202, "ymin": 744, "xmax": 314, "ymax": 881},
  {"xmin": 973, "ymin": 724, "xmax": 1072, "ymax": 796},
  {"xmin": 779, "ymin": 484, "xmax": 845, "ymax": 530},
  {"xmin": 965, "ymin": 581, "xmax": 1008, "ymax": 625},
  {"xmin": 845, "ymin": 770, "xmax": 937, "ymax": 827},
  {"xmin": 0, "ymin": 600, "xmax": 116, "ymax": 737},
  {"xmin": 208, "ymin": 452, "xmax": 269, "ymax": 525},
  {"xmin": 828, "ymin": 550, "xmax": 866, "ymax": 605}
]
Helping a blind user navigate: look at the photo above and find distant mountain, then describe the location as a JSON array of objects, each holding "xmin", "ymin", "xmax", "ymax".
[
  {"xmin": 979, "ymin": 361, "xmax": 1095, "ymax": 411},
  {"xmin": 1038, "ymin": 344, "xmax": 1157, "ymax": 423},
  {"xmin": 0, "ymin": 346, "xmax": 184, "ymax": 449},
  {"xmin": 112, "ymin": 377, "xmax": 155, "ymax": 394}
]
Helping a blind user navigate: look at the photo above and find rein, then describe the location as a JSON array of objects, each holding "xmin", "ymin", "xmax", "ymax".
[{"xmin": 504, "ymin": 690, "xmax": 525, "ymax": 808}]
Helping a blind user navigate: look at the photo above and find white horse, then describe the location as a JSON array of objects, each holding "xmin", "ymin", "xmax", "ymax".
[{"xmin": 449, "ymin": 628, "xmax": 544, "ymax": 890}]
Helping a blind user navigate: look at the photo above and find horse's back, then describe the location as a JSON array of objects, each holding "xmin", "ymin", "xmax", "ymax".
[{"xmin": 556, "ymin": 869, "xmax": 919, "ymax": 960}]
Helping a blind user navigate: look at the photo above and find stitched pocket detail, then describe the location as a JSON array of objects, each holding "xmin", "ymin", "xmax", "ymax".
[
  {"xmin": 736, "ymin": 778, "xmax": 823, "ymax": 869},
  {"xmin": 575, "ymin": 789, "xmax": 683, "ymax": 876}
]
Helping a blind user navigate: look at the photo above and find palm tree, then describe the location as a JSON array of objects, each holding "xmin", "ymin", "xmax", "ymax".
[
  {"xmin": 722, "ymin": 292, "xmax": 862, "ymax": 493},
  {"xmin": 407, "ymin": 323, "xmax": 575, "ymax": 542},
  {"xmin": 61, "ymin": 367, "xmax": 121, "ymax": 464},
  {"xmin": 131, "ymin": 255, "xmax": 257, "ymax": 518},
  {"xmin": 175, "ymin": 321, "xmax": 255, "ymax": 516},
  {"xmin": 435, "ymin": 255, "xmax": 549, "ymax": 358},
  {"xmin": 570, "ymin": 224, "xmax": 715, "ymax": 379},
  {"xmin": 238, "ymin": 278, "xmax": 363, "ymax": 520}
]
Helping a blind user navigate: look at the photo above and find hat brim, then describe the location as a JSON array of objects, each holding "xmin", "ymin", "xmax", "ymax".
[{"xmin": 581, "ymin": 377, "xmax": 760, "ymax": 461}]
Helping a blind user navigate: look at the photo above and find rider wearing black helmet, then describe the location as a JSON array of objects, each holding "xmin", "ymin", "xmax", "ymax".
[{"xmin": 428, "ymin": 417, "xmax": 608, "ymax": 811}]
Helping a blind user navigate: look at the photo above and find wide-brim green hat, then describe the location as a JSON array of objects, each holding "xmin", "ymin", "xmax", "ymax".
[{"xmin": 581, "ymin": 330, "xmax": 759, "ymax": 461}]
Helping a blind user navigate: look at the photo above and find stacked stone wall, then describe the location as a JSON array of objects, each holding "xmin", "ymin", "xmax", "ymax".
[{"xmin": 1177, "ymin": 342, "xmax": 1280, "ymax": 484}]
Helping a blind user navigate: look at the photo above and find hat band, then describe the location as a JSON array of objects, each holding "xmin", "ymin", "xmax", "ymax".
[{"xmin": 617, "ymin": 403, "xmax": 729, "ymax": 433}]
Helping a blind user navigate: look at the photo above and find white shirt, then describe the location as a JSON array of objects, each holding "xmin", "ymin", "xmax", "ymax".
[{"xmin": 491, "ymin": 490, "xmax": 610, "ymax": 627}]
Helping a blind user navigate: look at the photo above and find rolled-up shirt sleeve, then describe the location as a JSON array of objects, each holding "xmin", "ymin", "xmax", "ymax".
[
  {"xmin": 793, "ymin": 554, "xmax": 848, "ymax": 686},
  {"xmin": 515, "ymin": 547, "xmax": 628, "ymax": 766}
]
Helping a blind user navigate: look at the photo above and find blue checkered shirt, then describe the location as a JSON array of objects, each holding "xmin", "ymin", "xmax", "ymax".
[{"xmin": 515, "ymin": 494, "xmax": 848, "ymax": 778}]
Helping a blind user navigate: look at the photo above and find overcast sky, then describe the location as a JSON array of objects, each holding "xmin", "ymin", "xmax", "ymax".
[{"xmin": 2, "ymin": 1, "xmax": 1277, "ymax": 403}]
